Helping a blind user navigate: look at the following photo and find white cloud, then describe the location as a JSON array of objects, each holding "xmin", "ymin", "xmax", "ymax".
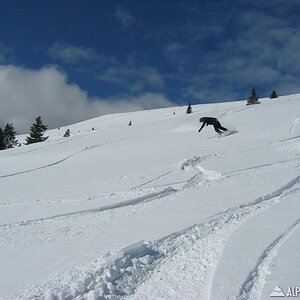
[
  {"xmin": 109, "ymin": 92, "xmax": 173, "ymax": 111},
  {"xmin": 0, "ymin": 65, "xmax": 174, "ymax": 134},
  {"xmin": 0, "ymin": 54, "xmax": 5, "ymax": 64},
  {"xmin": 164, "ymin": 42, "xmax": 185, "ymax": 65},
  {"xmin": 48, "ymin": 43, "xmax": 96, "ymax": 64},
  {"xmin": 48, "ymin": 42, "xmax": 165, "ymax": 94},
  {"xmin": 181, "ymin": 7, "xmax": 300, "ymax": 101},
  {"xmin": 277, "ymin": 33, "xmax": 300, "ymax": 73},
  {"xmin": 48, "ymin": 43, "xmax": 115, "ymax": 66},
  {"xmin": 114, "ymin": 6, "xmax": 135, "ymax": 29},
  {"xmin": 182, "ymin": 85, "xmax": 239, "ymax": 103},
  {"xmin": 0, "ymin": 43, "xmax": 14, "ymax": 64},
  {"xmin": 98, "ymin": 65, "xmax": 165, "ymax": 93}
]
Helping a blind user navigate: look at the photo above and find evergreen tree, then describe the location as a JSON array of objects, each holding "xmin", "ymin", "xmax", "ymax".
[
  {"xmin": 270, "ymin": 90, "xmax": 278, "ymax": 99},
  {"xmin": 3, "ymin": 123, "xmax": 18, "ymax": 148},
  {"xmin": 0, "ymin": 128, "xmax": 5, "ymax": 150},
  {"xmin": 247, "ymin": 88, "xmax": 261, "ymax": 105},
  {"xmin": 25, "ymin": 116, "xmax": 48, "ymax": 145},
  {"xmin": 63, "ymin": 128, "xmax": 70, "ymax": 137},
  {"xmin": 186, "ymin": 102, "xmax": 192, "ymax": 114},
  {"xmin": 128, "ymin": 121, "xmax": 132, "ymax": 126}
]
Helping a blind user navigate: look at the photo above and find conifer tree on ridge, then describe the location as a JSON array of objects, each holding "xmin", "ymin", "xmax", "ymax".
[
  {"xmin": 3, "ymin": 123, "xmax": 18, "ymax": 148},
  {"xmin": 0, "ymin": 128, "xmax": 5, "ymax": 150},
  {"xmin": 25, "ymin": 116, "xmax": 49, "ymax": 145},
  {"xmin": 270, "ymin": 90, "xmax": 278, "ymax": 99},
  {"xmin": 247, "ymin": 88, "xmax": 261, "ymax": 105},
  {"xmin": 186, "ymin": 102, "xmax": 192, "ymax": 114}
]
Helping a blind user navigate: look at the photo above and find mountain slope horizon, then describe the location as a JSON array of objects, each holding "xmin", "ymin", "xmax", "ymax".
[{"xmin": 1, "ymin": 93, "xmax": 300, "ymax": 300}]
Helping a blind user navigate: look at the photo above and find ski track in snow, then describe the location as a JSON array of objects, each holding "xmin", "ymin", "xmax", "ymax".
[
  {"xmin": 0, "ymin": 139, "xmax": 125, "ymax": 179},
  {"xmin": 2, "ymin": 97, "xmax": 300, "ymax": 299},
  {"xmin": 129, "ymin": 170, "xmax": 174, "ymax": 191},
  {"xmin": 20, "ymin": 175, "xmax": 300, "ymax": 300},
  {"xmin": 1, "ymin": 154, "xmax": 295, "ymax": 246},
  {"xmin": 278, "ymin": 134, "xmax": 300, "ymax": 143},
  {"xmin": 0, "ymin": 194, "xmax": 101, "ymax": 208},
  {"xmin": 0, "ymin": 141, "xmax": 249, "ymax": 179},
  {"xmin": 227, "ymin": 156, "xmax": 300, "ymax": 177},
  {"xmin": 12, "ymin": 129, "xmax": 105, "ymax": 157},
  {"xmin": 0, "ymin": 156, "xmax": 210, "ymax": 207},
  {"xmin": 233, "ymin": 132, "xmax": 300, "ymax": 155},
  {"xmin": 0, "ymin": 190, "xmax": 132, "ymax": 208},
  {"xmin": 130, "ymin": 154, "xmax": 298, "ymax": 192},
  {"xmin": 238, "ymin": 214, "xmax": 300, "ymax": 300},
  {"xmin": 289, "ymin": 118, "xmax": 300, "ymax": 134},
  {"xmin": 217, "ymin": 105, "xmax": 255, "ymax": 120},
  {"xmin": 129, "ymin": 155, "xmax": 216, "ymax": 191},
  {"xmin": 0, "ymin": 187, "xmax": 177, "ymax": 230},
  {"xmin": 0, "ymin": 156, "xmax": 222, "ymax": 249},
  {"xmin": 0, "ymin": 151, "xmax": 82, "ymax": 179}
]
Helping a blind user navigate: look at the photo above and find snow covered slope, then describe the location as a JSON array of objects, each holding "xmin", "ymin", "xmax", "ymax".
[{"xmin": 1, "ymin": 94, "xmax": 300, "ymax": 300}]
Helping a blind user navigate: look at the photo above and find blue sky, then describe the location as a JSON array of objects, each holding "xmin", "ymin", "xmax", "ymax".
[{"xmin": 1, "ymin": 0, "xmax": 300, "ymax": 132}]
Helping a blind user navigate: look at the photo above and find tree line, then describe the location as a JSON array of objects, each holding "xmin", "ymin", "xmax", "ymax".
[
  {"xmin": 0, "ymin": 116, "xmax": 49, "ymax": 151},
  {"xmin": 247, "ymin": 88, "xmax": 278, "ymax": 105},
  {"xmin": 186, "ymin": 88, "xmax": 279, "ymax": 113},
  {"xmin": 0, "ymin": 88, "xmax": 281, "ymax": 150}
]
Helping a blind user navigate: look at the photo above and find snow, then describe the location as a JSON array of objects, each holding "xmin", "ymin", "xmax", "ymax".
[{"xmin": 1, "ymin": 94, "xmax": 300, "ymax": 299}]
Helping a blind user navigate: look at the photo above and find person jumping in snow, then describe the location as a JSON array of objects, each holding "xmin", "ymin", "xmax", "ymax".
[{"xmin": 198, "ymin": 117, "xmax": 228, "ymax": 134}]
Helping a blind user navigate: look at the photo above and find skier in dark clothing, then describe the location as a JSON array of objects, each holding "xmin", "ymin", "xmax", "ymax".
[{"xmin": 198, "ymin": 117, "xmax": 228, "ymax": 134}]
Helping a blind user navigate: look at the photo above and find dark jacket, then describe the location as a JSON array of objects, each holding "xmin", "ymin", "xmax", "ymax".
[
  {"xmin": 198, "ymin": 117, "xmax": 227, "ymax": 133},
  {"xmin": 199, "ymin": 117, "xmax": 218, "ymax": 125}
]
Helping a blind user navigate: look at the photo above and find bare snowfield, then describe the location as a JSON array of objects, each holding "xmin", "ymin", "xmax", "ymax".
[{"xmin": 1, "ymin": 94, "xmax": 300, "ymax": 299}]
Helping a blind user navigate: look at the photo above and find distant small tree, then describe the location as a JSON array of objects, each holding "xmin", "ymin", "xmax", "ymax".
[
  {"xmin": 3, "ymin": 123, "xmax": 18, "ymax": 148},
  {"xmin": 128, "ymin": 121, "xmax": 132, "ymax": 126},
  {"xmin": 269, "ymin": 90, "xmax": 278, "ymax": 99},
  {"xmin": 186, "ymin": 102, "xmax": 192, "ymax": 114},
  {"xmin": 63, "ymin": 128, "xmax": 70, "ymax": 137},
  {"xmin": 25, "ymin": 116, "xmax": 48, "ymax": 145},
  {"xmin": 0, "ymin": 128, "xmax": 5, "ymax": 150},
  {"xmin": 247, "ymin": 88, "xmax": 261, "ymax": 105}
]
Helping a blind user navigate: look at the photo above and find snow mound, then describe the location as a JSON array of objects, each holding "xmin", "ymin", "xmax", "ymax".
[
  {"xmin": 19, "ymin": 242, "xmax": 163, "ymax": 300},
  {"xmin": 180, "ymin": 156, "xmax": 206, "ymax": 171},
  {"xmin": 16, "ymin": 175, "xmax": 300, "ymax": 300},
  {"xmin": 218, "ymin": 129, "xmax": 238, "ymax": 138},
  {"xmin": 180, "ymin": 156, "xmax": 223, "ymax": 189}
]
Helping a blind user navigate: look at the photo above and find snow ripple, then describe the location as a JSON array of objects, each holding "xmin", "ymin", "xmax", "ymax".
[
  {"xmin": 0, "ymin": 187, "xmax": 177, "ymax": 230},
  {"xmin": 19, "ymin": 175, "xmax": 300, "ymax": 300},
  {"xmin": 238, "ymin": 217, "xmax": 300, "ymax": 300}
]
